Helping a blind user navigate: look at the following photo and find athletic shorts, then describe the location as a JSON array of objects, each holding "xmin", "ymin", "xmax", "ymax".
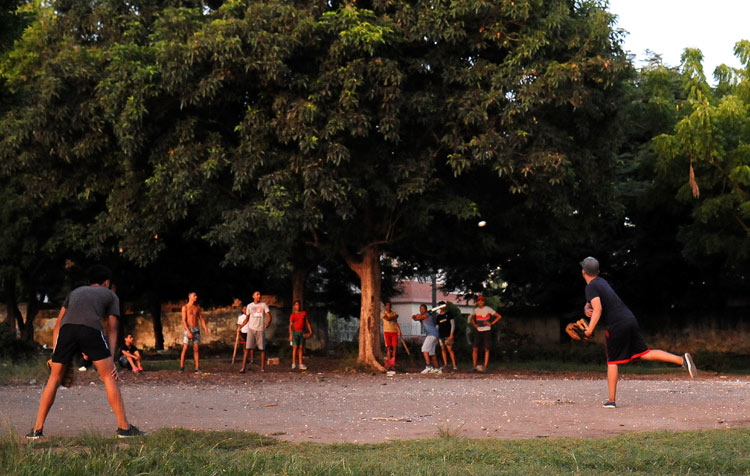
[
  {"xmin": 605, "ymin": 321, "xmax": 650, "ymax": 364},
  {"xmin": 245, "ymin": 329, "xmax": 265, "ymax": 350},
  {"xmin": 421, "ymin": 335, "xmax": 438, "ymax": 355},
  {"xmin": 183, "ymin": 327, "xmax": 201, "ymax": 345},
  {"xmin": 383, "ymin": 331, "xmax": 398, "ymax": 348},
  {"xmin": 291, "ymin": 330, "xmax": 305, "ymax": 347},
  {"xmin": 52, "ymin": 324, "xmax": 112, "ymax": 364},
  {"xmin": 439, "ymin": 337, "xmax": 452, "ymax": 347},
  {"xmin": 473, "ymin": 330, "xmax": 491, "ymax": 350}
]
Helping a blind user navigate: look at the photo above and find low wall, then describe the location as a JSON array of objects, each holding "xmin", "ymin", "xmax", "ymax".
[{"xmin": 2, "ymin": 304, "xmax": 748, "ymax": 353}]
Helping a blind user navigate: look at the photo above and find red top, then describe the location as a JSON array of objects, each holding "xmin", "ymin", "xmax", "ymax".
[{"xmin": 290, "ymin": 311, "xmax": 307, "ymax": 332}]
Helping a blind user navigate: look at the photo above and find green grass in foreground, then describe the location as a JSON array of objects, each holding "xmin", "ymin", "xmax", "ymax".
[{"xmin": 3, "ymin": 428, "xmax": 748, "ymax": 476}]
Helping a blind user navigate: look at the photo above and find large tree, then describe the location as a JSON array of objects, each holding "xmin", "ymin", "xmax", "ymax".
[
  {"xmin": 653, "ymin": 43, "xmax": 750, "ymax": 286},
  {"xmin": 1, "ymin": 0, "xmax": 629, "ymax": 367}
]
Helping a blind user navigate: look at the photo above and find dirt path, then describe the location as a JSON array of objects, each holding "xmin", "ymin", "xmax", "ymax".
[{"xmin": 2, "ymin": 364, "xmax": 748, "ymax": 443}]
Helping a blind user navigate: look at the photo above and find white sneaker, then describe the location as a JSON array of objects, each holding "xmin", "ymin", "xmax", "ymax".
[
  {"xmin": 434, "ymin": 368, "xmax": 443, "ymax": 375},
  {"xmin": 299, "ymin": 364, "xmax": 307, "ymax": 370},
  {"xmin": 78, "ymin": 366, "xmax": 87, "ymax": 372},
  {"xmin": 421, "ymin": 366, "xmax": 433, "ymax": 374},
  {"xmin": 291, "ymin": 363, "xmax": 296, "ymax": 369}
]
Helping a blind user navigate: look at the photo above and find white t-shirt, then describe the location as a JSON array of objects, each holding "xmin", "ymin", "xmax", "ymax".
[
  {"xmin": 237, "ymin": 313, "xmax": 250, "ymax": 334},
  {"xmin": 245, "ymin": 302, "xmax": 270, "ymax": 331}
]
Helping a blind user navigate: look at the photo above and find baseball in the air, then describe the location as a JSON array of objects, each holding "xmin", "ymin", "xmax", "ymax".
[{"xmin": 478, "ymin": 220, "xmax": 487, "ymax": 227}]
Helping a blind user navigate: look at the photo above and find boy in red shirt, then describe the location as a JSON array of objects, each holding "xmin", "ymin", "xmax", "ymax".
[{"xmin": 289, "ymin": 300, "xmax": 313, "ymax": 370}]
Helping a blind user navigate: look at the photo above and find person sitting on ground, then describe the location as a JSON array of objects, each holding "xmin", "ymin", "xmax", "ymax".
[{"xmin": 118, "ymin": 334, "xmax": 143, "ymax": 373}]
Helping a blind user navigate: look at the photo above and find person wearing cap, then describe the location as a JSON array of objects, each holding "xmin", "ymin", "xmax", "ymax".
[
  {"xmin": 580, "ymin": 256, "xmax": 698, "ymax": 409},
  {"xmin": 469, "ymin": 295, "xmax": 502, "ymax": 372}
]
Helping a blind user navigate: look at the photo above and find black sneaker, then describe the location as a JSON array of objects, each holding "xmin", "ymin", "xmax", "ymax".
[
  {"xmin": 116, "ymin": 425, "xmax": 146, "ymax": 438},
  {"xmin": 602, "ymin": 401, "xmax": 617, "ymax": 409},
  {"xmin": 26, "ymin": 429, "xmax": 44, "ymax": 439},
  {"xmin": 683, "ymin": 353, "xmax": 697, "ymax": 379}
]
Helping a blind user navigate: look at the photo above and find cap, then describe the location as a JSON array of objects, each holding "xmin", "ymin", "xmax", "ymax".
[
  {"xmin": 580, "ymin": 256, "xmax": 599, "ymax": 276},
  {"xmin": 477, "ymin": 295, "xmax": 485, "ymax": 302}
]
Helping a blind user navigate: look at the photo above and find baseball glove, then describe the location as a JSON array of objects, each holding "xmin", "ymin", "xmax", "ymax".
[
  {"xmin": 48, "ymin": 359, "xmax": 75, "ymax": 388},
  {"xmin": 565, "ymin": 318, "xmax": 592, "ymax": 341}
]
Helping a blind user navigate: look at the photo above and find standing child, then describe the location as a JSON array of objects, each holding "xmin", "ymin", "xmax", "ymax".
[
  {"xmin": 413, "ymin": 304, "xmax": 441, "ymax": 374},
  {"xmin": 239, "ymin": 291, "xmax": 272, "ymax": 373},
  {"xmin": 181, "ymin": 292, "xmax": 210, "ymax": 373},
  {"xmin": 289, "ymin": 300, "xmax": 313, "ymax": 370},
  {"xmin": 381, "ymin": 301, "xmax": 402, "ymax": 368},
  {"xmin": 436, "ymin": 303, "xmax": 457, "ymax": 370},
  {"xmin": 470, "ymin": 296, "xmax": 502, "ymax": 372}
]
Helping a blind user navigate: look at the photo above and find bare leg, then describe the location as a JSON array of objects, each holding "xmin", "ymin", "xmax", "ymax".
[
  {"xmin": 299, "ymin": 346, "xmax": 304, "ymax": 365},
  {"xmin": 607, "ymin": 363, "xmax": 619, "ymax": 402},
  {"xmin": 240, "ymin": 348, "xmax": 249, "ymax": 372},
  {"xmin": 448, "ymin": 345, "xmax": 456, "ymax": 368},
  {"xmin": 180, "ymin": 344, "xmax": 188, "ymax": 369},
  {"xmin": 260, "ymin": 350, "xmax": 266, "ymax": 371},
  {"xmin": 423, "ymin": 352, "xmax": 431, "ymax": 367},
  {"xmin": 640, "ymin": 350, "xmax": 683, "ymax": 365},
  {"xmin": 472, "ymin": 347, "xmax": 478, "ymax": 368},
  {"xmin": 484, "ymin": 350, "xmax": 490, "ymax": 369},
  {"xmin": 32, "ymin": 362, "xmax": 66, "ymax": 431},
  {"xmin": 440, "ymin": 345, "xmax": 448, "ymax": 367},
  {"xmin": 193, "ymin": 344, "xmax": 200, "ymax": 370},
  {"xmin": 92, "ymin": 358, "xmax": 129, "ymax": 430}
]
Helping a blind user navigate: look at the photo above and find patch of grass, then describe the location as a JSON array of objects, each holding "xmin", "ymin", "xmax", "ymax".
[
  {"xmin": 3, "ymin": 428, "xmax": 748, "ymax": 475},
  {"xmin": 0, "ymin": 356, "xmax": 50, "ymax": 385}
]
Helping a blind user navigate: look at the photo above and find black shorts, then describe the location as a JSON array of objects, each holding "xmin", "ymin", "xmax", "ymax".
[
  {"xmin": 604, "ymin": 321, "xmax": 650, "ymax": 364},
  {"xmin": 52, "ymin": 324, "xmax": 112, "ymax": 364},
  {"xmin": 473, "ymin": 330, "xmax": 492, "ymax": 350}
]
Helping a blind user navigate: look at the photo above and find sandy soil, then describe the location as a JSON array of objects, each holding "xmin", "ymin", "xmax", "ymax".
[{"xmin": 2, "ymin": 359, "xmax": 748, "ymax": 443}]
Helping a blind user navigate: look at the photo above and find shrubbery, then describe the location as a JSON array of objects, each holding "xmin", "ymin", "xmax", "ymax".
[{"xmin": 0, "ymin": 321, "xmax": 37, "ymax": 360}]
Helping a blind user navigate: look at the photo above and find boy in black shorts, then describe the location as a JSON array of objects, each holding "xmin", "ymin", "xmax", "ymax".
[
  {"xmin": 580, "ymin": 257, "xmax": 697, "ymax": 409},
  {"xmin": 26, "ymin": 265, "xmax": 144, "ymax": 439}
]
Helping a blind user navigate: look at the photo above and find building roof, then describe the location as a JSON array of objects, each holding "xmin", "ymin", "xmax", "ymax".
[{"xmin": 389, "ymin": 280, "xmax": 470, "ymax": 306}]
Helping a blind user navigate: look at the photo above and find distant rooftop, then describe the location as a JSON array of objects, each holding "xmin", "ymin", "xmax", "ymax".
[{"xmin": 390, "ymin": 280, "xmax": 471, "ymax": 306}]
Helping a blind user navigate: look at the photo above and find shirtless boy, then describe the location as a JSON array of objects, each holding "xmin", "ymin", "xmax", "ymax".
[{"xmin": 181, "ymin": 292, "xmax": 210, "ymax": 373}]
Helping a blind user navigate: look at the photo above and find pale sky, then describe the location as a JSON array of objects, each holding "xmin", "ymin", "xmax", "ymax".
[{"xmin": 607, "ymin": 0, "xmax": 749, "ymax": 79}]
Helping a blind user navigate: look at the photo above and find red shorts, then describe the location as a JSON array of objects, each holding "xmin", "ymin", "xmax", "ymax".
[{"xmin": 384, "ymin": 332, "xmax": 398, "ymax": 348}]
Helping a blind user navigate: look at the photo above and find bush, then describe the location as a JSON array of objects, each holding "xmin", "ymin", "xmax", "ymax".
[{"xmin": 0, "ymin": 321, "xmax": 37, "ymax": 361}]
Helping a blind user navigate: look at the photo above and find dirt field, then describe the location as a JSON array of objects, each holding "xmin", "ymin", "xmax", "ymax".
[{"xmin": 2, "ymin": 360, "xmax": 748, "ymax": 443}]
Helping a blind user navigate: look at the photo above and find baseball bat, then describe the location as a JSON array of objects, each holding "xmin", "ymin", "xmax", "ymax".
[
  {"xmin": 399, "ymin": 336, "xmax": 411, "ymax": 355},
  {"xmin": 428, "ymin": 304, "xmax": 446, "ymax": 312},
  {"xmin": 231, "ymin": 331, "xmax": 239, "ymax": 365}
]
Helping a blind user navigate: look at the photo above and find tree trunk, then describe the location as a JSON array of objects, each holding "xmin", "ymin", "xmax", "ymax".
[
  {"xmin": 22, "ymin": 292, "xmax": 38, "ymax": 341},
  {"xmin": 344, "ymin": 245, "xmax": 384, "ymax": 371},
  {"xmin": 20, "ymin": 274, "xmax": 39, "ymax": 342},
  {"xmin": 292, "ymin": 266, "xmax": 307, "ymax": 308},
  {"xmin": 4, "ymin": 277, "xmax": 24, "ymax": 332},
  {"xmin": 149, "ymin": 292, "xmax": 165, "ymax": 351}
]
